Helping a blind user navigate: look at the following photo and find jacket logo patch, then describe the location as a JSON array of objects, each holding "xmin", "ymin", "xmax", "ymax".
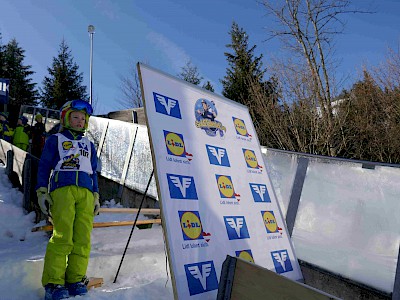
[
  {"xmin": 62, "ymin": 141, "xmax": 74, "ymax": 151},
  {"xmin": 61, "ymin": 154, "xmax": 80, "ymax": 170}
]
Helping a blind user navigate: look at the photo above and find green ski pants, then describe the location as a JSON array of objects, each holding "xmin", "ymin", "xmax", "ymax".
[{"xmin": 42, "ymin": 186, "xmax": 94, "ymax": 286}]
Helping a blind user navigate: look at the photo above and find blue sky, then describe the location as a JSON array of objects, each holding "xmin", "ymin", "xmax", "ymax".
[{"xmin": 0, "ymin": 0, "xmax": 399, "ymax": 115}]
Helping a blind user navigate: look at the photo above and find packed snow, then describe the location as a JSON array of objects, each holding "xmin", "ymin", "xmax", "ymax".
[{"xmin": 0, "ymin": 164, "xmax": 174, "ymax": 299}]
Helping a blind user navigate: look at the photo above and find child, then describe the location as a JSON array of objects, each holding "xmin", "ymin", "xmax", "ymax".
[
  {"xmin": 36, "ymin": 100, "xmax": 100, "ymax": 300},
  {"xmin": 0, "ymin": 112, "xmax": 14, "ymax": 142},
  {"xmin": 13, "ymin": 115, "xmax": 31, "ymax": 151}
]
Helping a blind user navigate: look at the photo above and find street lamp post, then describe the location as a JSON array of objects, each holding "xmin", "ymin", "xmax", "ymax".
[{"xmin": 88, "ymin": 25, "xmax": 95, "ymax": 106}]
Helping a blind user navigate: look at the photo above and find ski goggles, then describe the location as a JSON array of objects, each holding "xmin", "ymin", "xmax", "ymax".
[{"xmin": 70, "ymin": 99, "xmax": 93, "ymax": 115}]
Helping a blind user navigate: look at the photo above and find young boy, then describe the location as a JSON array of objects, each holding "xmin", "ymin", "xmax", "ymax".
[{"xmin": 36, "ymin": 100, "xmax": 100, "ymax": 300}]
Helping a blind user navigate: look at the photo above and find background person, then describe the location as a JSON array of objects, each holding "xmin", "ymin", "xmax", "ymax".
[
  {"xmin": 31, "ymin": 113, "xmax": 46, "ymax": 158},
  {"xmin": 12, "ymin": 115, "xmax": 31, "ymax": 151},
  {"xmin": 0, "ymin": 112, "xmax": 14, "ymax": 142}
]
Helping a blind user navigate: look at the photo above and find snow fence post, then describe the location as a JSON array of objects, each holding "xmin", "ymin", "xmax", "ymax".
[
  {"xmin": 393, "ymin": 244, "xmax": 400, "ymax": 300},
  {"xmin": 286, "ymin": 156, "xmax": 309, "ymax": 237},
  {"xmin": 6, "ymin": 150, "xmax": 13, "ymax": 176}
]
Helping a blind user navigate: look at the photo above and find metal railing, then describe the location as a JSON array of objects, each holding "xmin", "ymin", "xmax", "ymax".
[
  {"xmin": 87, "ymin": 116, "xmax": 399, "ymax": 297},
  {"xmin": 2, "ymin": 111, "xmax": 397, "ymax": 298}
]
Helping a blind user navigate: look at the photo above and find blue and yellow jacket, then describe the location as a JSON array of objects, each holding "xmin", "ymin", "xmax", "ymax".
[
  {"xmin": 36, "ymin": 129, "xmax": 99, "ymax": 193},
  {"xmin": 0, "ymin": 120, "xmax": 14, "ymax": 142}
]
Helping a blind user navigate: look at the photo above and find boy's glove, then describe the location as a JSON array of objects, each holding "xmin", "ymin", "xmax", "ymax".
[
  {"xmin": 36, "ymin": 187, "xmax": 53, "ymax": 215},
  {"xmin": 93, "ymin": 192, "xmax": 100, "ymax": 216}
]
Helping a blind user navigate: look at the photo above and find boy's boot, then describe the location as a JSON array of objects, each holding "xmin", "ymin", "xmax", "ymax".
[
  {"xmin": 66, "ymin": 278, "xmax": 88, "ymax": 296},
  {"xmin": 44, "ymin": 283, "xmax": 69, "ymax": 300}
]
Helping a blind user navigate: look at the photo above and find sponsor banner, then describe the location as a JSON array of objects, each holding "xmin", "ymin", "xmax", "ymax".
[
  {"xmin": 0, "ymin": 78, "xmax": 10, "ymax": 104},
  {"xmin": 139, "ymin": 63, "xmax": 303, "ymax": 299}
]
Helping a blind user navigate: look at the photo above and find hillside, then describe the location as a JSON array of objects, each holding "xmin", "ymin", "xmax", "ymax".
[{"xmin": 0, "ymin": 164, "xmax": 173, "ymax": 299}]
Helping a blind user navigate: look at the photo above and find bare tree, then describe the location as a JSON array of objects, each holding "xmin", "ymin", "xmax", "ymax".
[
  {"xmin": 247, "ymin": 64, "xmax": 323, "ymax": 154},
  {"xmin": 372, "ymin": 45, "xmax": 400, "ymax": 92},
  {"xmin": 118, "ymin": 63, "xmax": 143, "ymax": 109},
  {"xmin": 260, "ymin": 0, "xmax": 368, "ymax": 156}
]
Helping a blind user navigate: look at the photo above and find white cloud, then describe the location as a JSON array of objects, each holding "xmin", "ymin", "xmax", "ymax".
[
  {"xmin": 95, "ymin": 0, "xmax": 120, "ymax": 20},
  {"xmin": 146, "ymin": 31, "xmax": 191, "ymax": 72}
]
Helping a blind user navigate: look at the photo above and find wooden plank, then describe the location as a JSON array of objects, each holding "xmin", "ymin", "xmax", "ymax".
[
  {"xmin": 31, "ymin": 219, "xmax": 161, "ymax": 232},
  {"xmin": 87, "ymin": 277, "xmax": 104, "ymax": 289},
  {"xmin": 99, "ymin": 207, "xmax": 160, "ymax": 215},
  {"xmin": 221, "ymin": 256, "xmax": 340, "ymax": 300},
  {"xmin": 93, "ymin": 219, "xmax": 161, "ymax": 228}
]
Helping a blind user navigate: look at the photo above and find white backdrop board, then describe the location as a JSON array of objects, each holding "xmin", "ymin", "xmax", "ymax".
[{"xmin": 138, "ymin": 63, "xmax": 303, "ymax": 299}]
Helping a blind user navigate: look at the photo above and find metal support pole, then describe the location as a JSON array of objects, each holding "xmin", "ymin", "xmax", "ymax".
[
  {"xmin": 118, "ymin": 126, "xmax": 138, "ymax": 200},
  {"xmin": 88, "ymin": 25, "xmax": 95, "ymax": 106},
  {"xmin": 96, "ymin": 120, "xmax": 109, "ymax": 160},
  {"xmin": 113, "ymin": 170, "xmax": 155, "ymax": 283}
]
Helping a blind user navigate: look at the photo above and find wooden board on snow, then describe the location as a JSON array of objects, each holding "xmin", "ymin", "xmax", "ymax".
[
  {"xmin": 31, "ymin": 219, "xmax": 161, "ymax": 232},
  {"xmin": 87, "ymin": 277, "xmax": 104, "ymax": 289},
  {"xmin": 99, "ymin": 208, "xmax": 160, "ymax": 215}
]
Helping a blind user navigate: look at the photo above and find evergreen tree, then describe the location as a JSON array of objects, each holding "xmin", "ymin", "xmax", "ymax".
[
  {"xmin": 221, "ymin": 22, "xmax": 266, "ymax": 105},
  {"xmin": 178, "ymin": 60, "xmax": 214, "ymax": 92},
  {"xmin": 2, "ymin": 38, "xmax": 37, "ymax": 105},
  {"xmin": 40, "ymin": 39, "xmax": 88, "ymax": 109},
  {"xmin": 178, "ymin": 60, "xmax": 203, "ymax": 85},
  {"xmin": 0, "ymin": 33, "xmax": 5, "ymax": 77},
  {"xmin": 202, "ymin": 81, "xmax": 214, "ymax": 92}
]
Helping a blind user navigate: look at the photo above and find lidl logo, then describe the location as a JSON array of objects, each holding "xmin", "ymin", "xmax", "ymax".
[
  {"xmin": 216, "ymin": 175, "xmax": 240, "ymax": 199},
  {"xmin": 167, "ymin": 173, "xmax": 198, "ymax": 200},
  {"xmin": 224, "ymin": 216, "xmax": 250, "ymax": 240},
  {"xmin": 164, "ymin": 130, "xmax": 186, "ymax": 157},
  {"xmin": 62, "ymin": 141, "xmax": 74, "ymax": 151},
  {"xmin": 179, "ymin": 211, "xmax": 203, "ymax": 241},
  {"xmin": 250, "ymin": 183, "xmax": 270, "ymax": 202},
  {"xmin": 261, "ymin": 211, "xmax": 279, "ymax": 233},
  {"xmin": 243, "ymin": 148, "xmax": 263, "ymax": 170},
  {"xmin": 206, "ymin": 144, "xmax": 230, "ymax": 167},
  {"xmin": 153, "ymin": 92, "xmax": 182, "ymax": 119},
  {"xmin": 271, "ymin": 250, "xmax": 293, "ymax": 274},
  {"xmin": 184, "ymin": 260, "xmax": 219, "ymax": 296},
  {"xmin": 235, "ymin": 249, "xmax": 254, "ymax": 263},
  {"xmin": 233, "ymin": 117, "xmax": 252, "ymax": 137}
]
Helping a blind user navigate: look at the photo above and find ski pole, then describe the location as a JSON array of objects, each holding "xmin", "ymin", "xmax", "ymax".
[{"xmin": 113, "ymin": 169, "xmax": 155, "ymax": 283}]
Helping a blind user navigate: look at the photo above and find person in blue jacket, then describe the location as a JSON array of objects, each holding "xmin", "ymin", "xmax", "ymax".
[{"xmin": 36, "ymin": 100, "xmax": 100, "ymax": 300}]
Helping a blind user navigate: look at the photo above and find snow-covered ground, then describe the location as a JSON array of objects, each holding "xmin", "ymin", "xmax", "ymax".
[{"xmin": 0, "ymin": 164, "xmax": 173, "ymax": 300}]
